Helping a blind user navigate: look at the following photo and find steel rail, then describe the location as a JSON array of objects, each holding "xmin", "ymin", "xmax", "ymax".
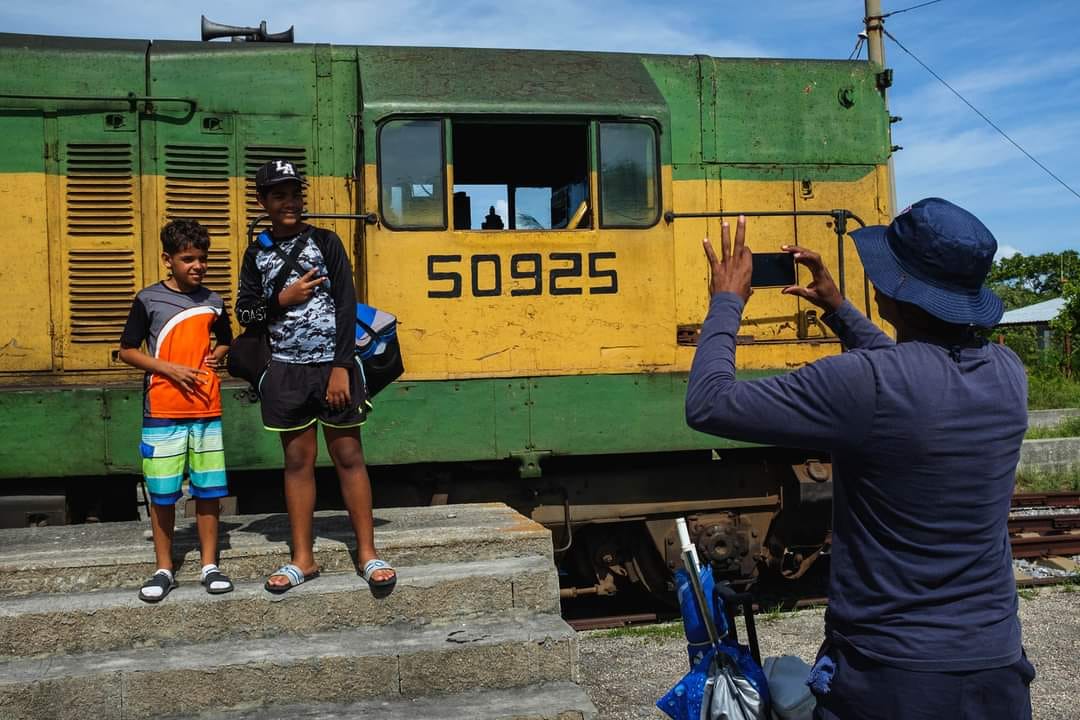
[
  {"xmin": 1008, "ymin": 513, "xmax": 1080, "ymax": 535},
  {"xmin": 1009, "ymin": 533, "xmax": 1080, "ymax": 560},
  {"xmin": 1011, "ymin": 491, "xmax": 1080, "ymax": 509}
]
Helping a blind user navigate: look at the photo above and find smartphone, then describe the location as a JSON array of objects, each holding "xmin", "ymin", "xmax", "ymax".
[{"xmin": 751, "ymin": 252, "xmax": 797, "ymax": 288}]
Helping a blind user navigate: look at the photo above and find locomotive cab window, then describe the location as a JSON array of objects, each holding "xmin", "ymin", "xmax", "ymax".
[
  {"xmin": 451, "ymin": 121, "xmax": 590, "ymax": 231},
  {"xmin": 598, "ymin": 122, "xmax": 659, "ymax": 227},
  {"xmin": 379, "ymin": 119, "xmax": 447, "ymax": 229}
]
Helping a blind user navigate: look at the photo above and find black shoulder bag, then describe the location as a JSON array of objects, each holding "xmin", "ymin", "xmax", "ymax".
[{"xmin": 226, "ymin": 232, "xmax": 310, "ymax": 394}]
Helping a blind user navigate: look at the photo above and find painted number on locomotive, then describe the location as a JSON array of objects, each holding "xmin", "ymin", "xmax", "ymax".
[{"xmin": 427, "ymin": 252, "xmax": 618, "ymax": 298}]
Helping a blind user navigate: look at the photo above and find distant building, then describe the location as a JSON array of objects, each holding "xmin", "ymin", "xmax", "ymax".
[{"xmin": 997, "ymin": 297, "xmax": 1065, "ymax": 350}]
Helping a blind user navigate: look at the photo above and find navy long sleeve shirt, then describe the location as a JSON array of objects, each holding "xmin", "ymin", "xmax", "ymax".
[{"xmin": 686, "ymin": 293, "xmax": 1027, "ymax": 671}]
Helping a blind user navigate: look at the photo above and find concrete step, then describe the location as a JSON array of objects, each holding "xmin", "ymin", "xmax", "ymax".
[
  {"xmin": 0, "ymin": 503, "xmax": 552, "ymax": 597},
  {"xmin": 0, "ymin": 612, "xmax": 578, "ymax": 720},
  {"xmin": 0, "ymin": 555, "xmax": 560, "ymax": 659},
  {"xmin": 171, "ymin": 682, "xmax": 597, "ymax": 720}
]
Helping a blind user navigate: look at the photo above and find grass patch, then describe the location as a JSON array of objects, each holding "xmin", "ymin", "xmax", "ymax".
[
  {"xmin": 1015, "ymin": 470, "xmax": 1080, "ymax": 493},
  {"xmin": 591, "ymin": 621, "xmax": 685, "ymax": 641},
  {"xmin": 1027, "ymin": 374, "xmax": 1080, "ymax": 410},
  {"xmin": 1026, "ymin": 416, "xmax": 1080, "ymax": 439},
  {"xmin": 760, "ymin": 603, "xmax": 787, "ymax": 623},
  {"xmin": 1017, "ymin": 588, "xmax": 1040, "ymax": 601}
]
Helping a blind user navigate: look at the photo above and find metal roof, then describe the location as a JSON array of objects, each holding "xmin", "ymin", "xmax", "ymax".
[
  {"xmin": 997, "ymin": 297, "xmax": 1066, "ymax": 326},
  {"xmin": 355, "ymin": 46, "xmax": 670, "ymax": 120}
]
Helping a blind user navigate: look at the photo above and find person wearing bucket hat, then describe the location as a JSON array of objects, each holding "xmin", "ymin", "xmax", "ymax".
[
  {"xmin": 851, "ymin": 197, "xmax": 1004, "ymax": 328},
  {"xmin": 685, "ymin": 202, "xmax": 1032, "ymax": 720}
]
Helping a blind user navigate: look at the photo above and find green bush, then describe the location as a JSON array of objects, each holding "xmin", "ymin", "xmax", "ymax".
[
  {"xmin": 1027, "ymin": 374, "xmax": 1080, "ymax": 410},
  {"xmin": 1015, "ymin": 469, "xmax": 1080, "ymax": 493},
  {"xmin": 1026, "ymin": 416, "xmax": 1080, "ymax": 439}
]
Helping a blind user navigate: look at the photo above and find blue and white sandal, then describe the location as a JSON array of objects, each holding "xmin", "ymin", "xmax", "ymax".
[
  {"xmin": 361, "ymin": 558, "xmax": 397, "ymax": 589},
  {"xmin": 264, "ymin": 563, "xmax": 319, "ymax": 594}
]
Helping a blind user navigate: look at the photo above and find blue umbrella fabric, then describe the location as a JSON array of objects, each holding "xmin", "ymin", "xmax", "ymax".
[{"xmin": 657, "ymin": 567, "xmax": 770, "ymax": 720}]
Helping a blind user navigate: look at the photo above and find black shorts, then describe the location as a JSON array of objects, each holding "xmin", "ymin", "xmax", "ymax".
[{"xmin": 259, "ymin": 359, "xmax": 369, "ymax": 432}]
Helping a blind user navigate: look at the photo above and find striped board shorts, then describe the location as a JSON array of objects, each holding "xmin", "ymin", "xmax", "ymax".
[{"xmin": 140, "ymin": 417, "xmax": 228, "ymax": 506}]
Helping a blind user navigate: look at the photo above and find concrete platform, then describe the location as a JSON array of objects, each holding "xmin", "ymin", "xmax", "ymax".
[
  {"xmin": 0, "ymin": 503, "xmax": 552, "ymax": 596},
  {"xmin": 0, "ymin": 555, "xmax": 559, "ymax": 658},
  {"xmin": 0, "ymin": 612, "xmax": 577, "ymax": 720},
  {"xmin": 173, "ymin": 682, "xmax": 598, "ymax": 719}
]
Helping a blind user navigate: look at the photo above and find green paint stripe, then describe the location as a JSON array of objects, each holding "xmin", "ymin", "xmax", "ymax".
[
  {"xmin": 0, "ymin": 372, "xmax": 783, "ymax": 478},
  {"xmin": 670, "ymin": 163, "xmax": 880, "ymax": 183}
]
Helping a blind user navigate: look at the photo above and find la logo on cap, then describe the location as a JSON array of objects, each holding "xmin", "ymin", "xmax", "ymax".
[{"xmin": 275, "ymin": 160, "xmax": 295, "ymax": 176}]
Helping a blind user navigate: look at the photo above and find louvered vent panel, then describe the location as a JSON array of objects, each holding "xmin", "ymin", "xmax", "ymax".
[
  {"xmin": 66, "ymin": 144, "xmax": 135, "ymax": 236},
  {"xmin": 164, "ymin": 144, "xmax": 234, "ymax": 306},
  {"xmin": 69, "ymin": 249, "xmax": 136, "ymax": 342},
  {"xmin": 245, "ymin": 146, "xmax": 308, "ymax": 230}
]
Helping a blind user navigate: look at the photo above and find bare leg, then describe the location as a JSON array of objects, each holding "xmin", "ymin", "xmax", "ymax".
[
  {"xmin": 323, "ymin": 425, "xmax": 394, "ymax": 583},
  {"xmin": 194, "ymin": 498, "xmax": 220, "ymax": 567},
  {"xmin": 148, "ymin": 502, "xmax": 176, "ymax": 572},
  {"xmin": 267, "ymin": 426, "xmax": 320, "ymax": 590}
]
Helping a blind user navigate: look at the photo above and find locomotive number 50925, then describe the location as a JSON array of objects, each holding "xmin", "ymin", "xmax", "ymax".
[{"xmin": 427, "ymin": 252, "xmax": 618, "ymax": 298}]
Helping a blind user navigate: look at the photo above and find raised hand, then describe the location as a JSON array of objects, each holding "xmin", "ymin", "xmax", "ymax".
[
  {"xmin": 703, "ymin": 215, "xmax": 753, "ymax": 303},
  {"xmin": 278, "ymin": 268, "xmax": 326, "ymax": 307},
  {"xmin": 781, "ymin": 245, "xmax": 842, "ymax": 313}
]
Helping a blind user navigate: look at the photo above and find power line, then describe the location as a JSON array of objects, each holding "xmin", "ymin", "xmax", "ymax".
[
  {"xmin": 883, "ymin": 28, "xmax": 1080, "ymax": 202},
  {"xmin": 847, "ymin": 35, "xmax": 866, "ymax": 61},
  {"xmin": 874, "ymin": 0, "xmax": 947, "ymax": 20}
]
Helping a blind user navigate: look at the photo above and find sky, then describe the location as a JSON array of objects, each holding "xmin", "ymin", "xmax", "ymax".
[{"xmin": 4, "ymin": 0, "xmax": 1078, "ymax": 258}]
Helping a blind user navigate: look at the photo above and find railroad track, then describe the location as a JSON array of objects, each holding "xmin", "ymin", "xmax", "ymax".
[
  {"xmin": 567, "ymin": 491, "xmax": 1080, "ymax": 631},
  {"xmin": 1010, "ymin": 490, "xmax": 1080, "ymax": 559},
  {"xmin": 1011, "ymin": 491, "xmax": 1080, "ymax": 509}
]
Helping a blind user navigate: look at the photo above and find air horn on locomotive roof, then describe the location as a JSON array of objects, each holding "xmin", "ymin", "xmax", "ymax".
[{"xmin": 201, "ymin": 16, "xmax": 295, "ymax": 43}]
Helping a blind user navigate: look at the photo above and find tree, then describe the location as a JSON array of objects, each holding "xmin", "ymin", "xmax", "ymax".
[
  {"xmin": 987, "ymin": 250, "xmax": 1079, "ymax": 310},
  {"xmin": 988, "ymin": 250, "xmax": 1079, "ymax": 374},
  {"xmin": 1051, "ymin": 277, "xmax": 1080, "ymax": 377}
]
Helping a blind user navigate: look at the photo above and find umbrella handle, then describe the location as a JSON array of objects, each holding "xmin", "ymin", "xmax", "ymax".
[{"xmin": 676, "ymin": 518, "xmax": 720, "ymax": 646}]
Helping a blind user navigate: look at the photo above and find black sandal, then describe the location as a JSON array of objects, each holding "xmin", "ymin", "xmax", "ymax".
[
  {"xmin": 201, "ymin": 567, "xmax": 234, "ymax": 595},
  {"xmin": 138, "ymin": 570, "xmax": 176, "ymax": 603}
]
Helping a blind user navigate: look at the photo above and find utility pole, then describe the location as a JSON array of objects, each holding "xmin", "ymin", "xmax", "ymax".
[
  {"xmin": 865, "ymin": 0, "xmax": 898, "ymax": 218},
  {"xmin": 865, "ymin": 0, "xmax": 885, "ymax": 67}
]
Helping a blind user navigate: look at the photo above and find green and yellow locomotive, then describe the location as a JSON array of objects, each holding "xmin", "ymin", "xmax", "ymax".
[{"xmin": 0, "ymin": 25, "xmax": 893, "ymax": 595}]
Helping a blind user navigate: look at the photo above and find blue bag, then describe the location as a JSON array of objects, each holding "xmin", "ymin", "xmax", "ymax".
[
  {"xmin": 355, "ymin": 303, "xmax": 404, "ymax": 397},
  {"xmin": 658, "ymin": 567, "xmax": 770, "ymax": 720}
]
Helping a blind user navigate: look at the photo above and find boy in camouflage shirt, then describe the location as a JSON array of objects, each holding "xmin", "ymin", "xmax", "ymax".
[{"xmin": 236, "ymin": 160, "xmax": 395, "ymax": 593}]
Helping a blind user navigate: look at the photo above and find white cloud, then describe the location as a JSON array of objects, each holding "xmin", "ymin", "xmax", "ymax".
[{"xmin": 995, "ymin": 244, "xmax": 1020, "ymax": 261}]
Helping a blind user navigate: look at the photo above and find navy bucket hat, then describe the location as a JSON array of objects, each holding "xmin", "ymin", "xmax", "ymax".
[{"xmin": 850, "ymin": 197, "xmax": 1004, "ymax": 328}]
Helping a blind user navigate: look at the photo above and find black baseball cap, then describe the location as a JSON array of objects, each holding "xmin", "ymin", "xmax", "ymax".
[{"xmin": 255, "ymin": 160, "xmax": 307, "ymax": 190}]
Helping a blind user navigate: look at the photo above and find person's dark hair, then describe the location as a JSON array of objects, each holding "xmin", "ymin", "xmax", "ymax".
[{"xmin": 161, "ymin": 219, "xmax": 210, "ymax": 254}]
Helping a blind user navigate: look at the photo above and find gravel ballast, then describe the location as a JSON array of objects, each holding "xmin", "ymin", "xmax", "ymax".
[{"xmin": 578, "ymin": 586, "xmax": 1080, "ymax": 719}]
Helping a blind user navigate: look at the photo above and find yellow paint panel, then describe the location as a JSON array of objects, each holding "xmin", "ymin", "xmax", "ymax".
[
  {"xmin": 363, "ymin": 164, "xmax": 677, "ymax": 380},
  {"xmin": 0, "ymin": 173, "xmax": 52, "ymax": 371},
  {"xmin": 671, "ymin": 165, "xmax": 892, "ymax": 371},
  {"xmin": 672, "ymin": 172, "xmax": 710, "ymax": 330},
  {"xmin": 794, "ymin": 169, "xmax": 888, "ymax": 329}
]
